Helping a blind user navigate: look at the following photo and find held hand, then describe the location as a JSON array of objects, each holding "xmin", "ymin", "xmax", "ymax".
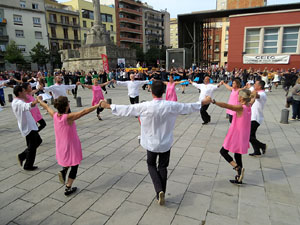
[
  {"xmin": 188, "ymin": 79, "xmax": 192, "ymax": 84},
  {"xmin": 202, "ymin": 96, "xmax": 212, "ymax": 105},
  {"xmin": 37, "ymin": 95, "xmax": 43, "ymax": 102},
  {"xmin": 76, "ymin": 81, "xmax": 81, "ymax": 86}
]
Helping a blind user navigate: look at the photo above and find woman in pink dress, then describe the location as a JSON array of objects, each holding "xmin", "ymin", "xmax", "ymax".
[
  {"xmin": 222, "ymin": 79, "xmax": 242, "ymax": 123},
  {"xmin": 163, "ymin": 75, "xmax": 185, "ymax": 102},
  {"xmin": 22, "ymin": 82, "xmax": 46, "ymax": 132},
  {"xmin": 38, "ymin": 96, "xmax": 101, "ymax": 196},
  {"xmin": 210, "ymin": 89, "xmax": 256, "ymax": 184},
  {"xmin": 81, "ymin": 78, "xmax": 110, "ymax": 120}
]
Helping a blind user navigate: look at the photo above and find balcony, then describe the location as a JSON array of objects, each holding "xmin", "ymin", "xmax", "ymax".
[
  {"xmin": 119, "ymin": 0, "xmax": 143, "ymax": 7},
  {"xmin": 146, "ymin": 24, "xmax": 163, "ymax": 30},
  {"xmin": 214, "ymin": 48, "xmax": 220, "ymax": 52},
  {"xmin": 146, "ymin": 16, "xmax": 163, "ymax": 22},
  {"xmin": 214, "ymin": 39, "xmax": 220, "ymax": 43},
  {"xmin": 120, "ymin": 36, "xmax": 143, "ymax": 43},
  {"xmin": 48, "ymin": 20, "xmax": 80, "ymax": 27},
  {"xmin": 0, "ymin": 35, "xmax": 9, "ymax": 42},
  {"xmin": 119, "ymin": 17, "xmax": 142, "ymax": 25},
  {"xmin": 146, "ymin": 33, "xmax": 163, "ymax": 37},
  {"xmin": 0, "ymin": 18, "xmax": 7, "ymax": 25},
  {"xmin": 120, "ymin": 27, "xmax": 142, "ymax": 34},
  {"xmin": 119, "ymin": 7, "xmax": 142, "ymax": 16}
]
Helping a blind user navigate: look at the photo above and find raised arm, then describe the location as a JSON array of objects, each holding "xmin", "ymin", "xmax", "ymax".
[
  {"xmin": 222, "ymin": 81, "xmax": 233, "ymax": 91},
  {"xmin": 67, "ymin": 101, "xmax": 101, "ymax": 122},
  {"xmin": 81, "ymin": 84, "xmax": 93, "ymax": 89},
  {"xmin": 99, "ymin": 81, "xmax": 111, "ymax": 87},
  {"xmin": 212, "ymin": 99, "xmax": 243, "ymax": 113},
  {"xmin": 37, "ymin": 96, "xmax": 55, "ymax": 117}
]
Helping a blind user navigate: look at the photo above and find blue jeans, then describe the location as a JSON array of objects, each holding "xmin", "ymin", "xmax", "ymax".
[{"xmin": 292, "ymin": 99, "xmax": 300, "ymax": 119}]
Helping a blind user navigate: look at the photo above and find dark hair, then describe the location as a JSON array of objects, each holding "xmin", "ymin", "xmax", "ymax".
[
  {"xmin": 22, "ymin": 77, "xmax": 28, "ymax": 83},
  {"xmin": 22, "ymin": 82, "xmax": 30, "ymax": 90},
  {"xmin": 151, "ymin": 80, "xmax": 165, "ymax": 98},
  {"xmin": 54, "ymin": 96, "xmax": 69, "ymax": 114},
  {"xmin": 258, "ymin": 80, "xmax": 265, "ymax": 90},
  {"xmin": 232, "ymin": 78, "xmax": 241, "ymax": 88},
  {"xmin": 13, "ymin": 85, "xmax": 24, "ymax": 97}
]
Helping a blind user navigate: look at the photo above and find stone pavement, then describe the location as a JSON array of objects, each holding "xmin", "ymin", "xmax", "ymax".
[{"xmin": 0, "ymin": 84, "xmax": 300, "ymax": 225}]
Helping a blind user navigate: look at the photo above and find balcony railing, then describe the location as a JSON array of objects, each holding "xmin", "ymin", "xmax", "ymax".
[
  {"xmin": 120, "ymin": 27, "xmax": 142, "ymax": 34},
  {"xmin": 119, "ymin": 0, "xmax": 143, "ymax": 7},
  {"xmin": 0, "ymin": 35, "xmax": 9, "ymax": 42},
  {"xmin": 146, "ymin": 24, "xmax": 163, "ymax": 30},
  {"xmin": 120, "ymin": 36, "xmax": 143, "ymax": 43},
  {"xmin": 119, "ymin": 7, "xmax": 142, "ymax": 16},
  {"xmin": 119, "ymin": 17, "xmax": 142, "ymax": 25},
  {"xmin": 146, "ymin": 16, "xmax": 163, "ymax": 22},
  {"xmin": 48, "ymin": 20, "xmax": 80, "ymax": 27}
]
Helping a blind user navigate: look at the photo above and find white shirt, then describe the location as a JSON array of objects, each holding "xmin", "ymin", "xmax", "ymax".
[
  {"xmin": 111, "ymin": 99, "xmax": 202, "ymax": 152},
  {"xmin": 116, "ymin": 80, "xmax": 149, "ymax": 98},
  {"xmin": 44, "ymin": 84, "xmax": 76, "ymax": 99},
  {"xmin": 192, "ymin": 83, "xmax": 219, "ymax": 101},
  {"xmin": 251, "ymin": 90, "xmax": 267, "ymax": 124},
  {"xmin": 12, "ymin": 98, "xmax": 38, "ymax": 137}
]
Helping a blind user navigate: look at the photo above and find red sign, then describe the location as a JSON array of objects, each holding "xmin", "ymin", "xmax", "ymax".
[{"xmin": 101, "ymin": 54, "xmax": 109, "ymax": 72}]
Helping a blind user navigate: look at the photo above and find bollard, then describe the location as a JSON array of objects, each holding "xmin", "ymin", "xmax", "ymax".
[
  {"xmin": 8, "ymin": 94, "xmax": 13, "ymax": 103},
  {"xmin": 76, "ymin": 97, "xmax": 82, "ymax": 107},
  {"xmin": 280, "ymin": 109, "xmax": 289, "ymax": 124},
  {"xmin": 51, "ymin": 97, "xmax": 54, "ymax": 105},
  {"xmin": 106, "ymin": 98, "xmax": 112, "ymax": 104}
]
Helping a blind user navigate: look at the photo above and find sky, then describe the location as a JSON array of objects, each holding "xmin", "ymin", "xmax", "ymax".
[{"xmin": 58, "ymin": 0, "xmax": 300, "ymax": 18}]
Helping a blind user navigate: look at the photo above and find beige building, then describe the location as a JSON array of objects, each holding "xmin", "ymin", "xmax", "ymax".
[{"xmin": 170, "ymin": 18, "xmax": 178, "ymax": 48}]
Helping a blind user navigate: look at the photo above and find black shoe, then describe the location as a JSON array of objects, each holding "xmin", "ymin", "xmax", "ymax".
[
  {"xmin": 261, "ymin": 144, "xmax": 267, "ymax": 154},
  {"xmin": 230, "ymin": 176, "xmax": 243, "ymax": 185},
  {"xmin": 202, "ymin": 122, "xmax": 209, "ymax": 125},
  {"xmin": 65, "ymin": 186, "xmax": 77, "ymax": 196},
  {"xmin": 24, "ymin": 166, "xmax": 38, "ymax": 171},
  {"xmin": 249, "ymin": 153, "xmax": 262, "ymax": 157},
  {"xmin": 182, "ymin": 91, "xmax": 185, "ymax": 94},
  {"xmin": 58, "ymin": 170, "xmax": 67, "ymax": 184},
  {"xmin": 236, "ymin": 167, "xmax": 244, "ymax": 182},
  {"xmin": 105, "ymin": 91, "xmax": 107, "ymax": 94},
  {"xmin": 17, "ymin": 154, "xmax": 24, "ymax": 167}
]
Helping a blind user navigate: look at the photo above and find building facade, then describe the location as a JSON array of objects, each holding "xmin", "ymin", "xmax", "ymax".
[
  {"xmin": 228, "ymin": 9, "xmax": 300, "ymax": 70},
  {"xmin": 226, "ymin": 0, "xmax": 266, "ymax": 10},
  {"xmin": 0, "ymin": 0, "xmax": 49, "ymax": 70},
  {"xmin": 170, "ymin": 18, "xmax": 178, "ymax": 49},
  {"xmin": 142, "ymin": 3, "xmax": 170, "ymax": 53},
  {"xmin": 115, "ymin": 0, "xmax": 143, "ymax": 48},
  {"xmin": 0, "ymin": 9, "xmax": 8, "ymax": 71},
  {"xmin": 63, "ymin": 0, "xmax": 116, "ymax": 45}
]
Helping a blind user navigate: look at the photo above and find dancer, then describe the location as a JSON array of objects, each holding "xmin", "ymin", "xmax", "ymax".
[
  {"xmin": 249, "ymin": 80, "xmax": 267, "ymax": 156},
  {"xmin": 189, "ymin": 76, "xmax": 222, "ymax": 125},
  {"xmin": 12, "ymin": 85, "xmax": 42, "ymax": 171},
  {"xmin": 38, "ymin": 96, "xmax": 102, "ymax": 196},
  {"xmin": 290, "ymin": 78, "xmax": 300, "ymax": 121},
  {"xmin": 100, "ymin": 80, "xmax": 211, "ymax": 205},
  {"xmin": 163, "ymin": 74, "xmax": 185, "ymax": 102},
  {"xmin": 81, "ymin": 78, "xmax": 111, "ymax": 120},
  {"xmin": 114, "ymin": 74, "xmax": 151, "ymax": 104},
  {"xmin": 211, "ymin": 89, "xmax": 256, "ymax": 184},
  {"xmin": 22, "ymin": 82, "xmax": 46, "ymax": 132},
  {"xmin": 222, "ymin": 79, "xmax": 242, "ymax": 123}
]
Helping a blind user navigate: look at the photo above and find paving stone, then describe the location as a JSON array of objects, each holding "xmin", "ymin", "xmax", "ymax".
[
  {"xmin": 86, "ymin": 173, "xmax": 121, "ymax": 194},
  {"xmin": 16, "ymin": 171, "xmax": 54, "ymax": 191},
  {"xmin": 0, "ymin": 172, "xmax": 32, "ymax": 192},
  {"xmin": 127, "ymin": 181, "xmax": 155, "ymax": 206},
  {"xmin": 39, "ymin": 212, "xmax": 76, "ymax": 225},
  {"xmin": 209, "ymin": 191, "xmax": 238, "ymax": 218},
  {"xmin": 269, "ymin": 202, "xmax": 300, "ymax": 225},
  {"xmin": 112, "ymin": 172, "xmax": 145, "ymax": 192},
  {"xmin": 178, "ymin": 155, "xmax": 201, "ymax": 168},
  {"xmin": 73, "ymin": 210, "xmax": 109, "ymax": 225},
  {"xmin": 171, "ymin": 215, "xmax": 200, "ymax": 225},
  {"xmin": 76, "ymin": 164, "xmax": 108, "ymax": 183},
  {"xmin": 105, "ymin": 201, "xmax": 147, "ymax": 225},
  {"xmin": 0, "ymin": 187, "xmax": 27, "ymax": 209},
  {"xmin": 238, "ymin": 202, "xmax": 271, "ymax": 225},
  {"xmin": 188, "ymin": 175, "xmax": 214, "ymax": 196},
  {"xmin": 165, "ymin": 180, "xmax": 188, "ymax": 204},
  {"xmin": 169, "ymin": 166, "xmax": 194, "ymax": 184},
  {"xmin": 15, "ymin": 197, "xmax": 64, "ymax": 225},
  {"xmin": 195, "ymin": 161, "xmax": 218, "ymax": 178},
  {"xmin": 177, "ymin": 192, "xmax": 210, "ymax": 221},
  {"xmin": 205, "ymin": 212, "xmax": 237, "ymax": 225}
]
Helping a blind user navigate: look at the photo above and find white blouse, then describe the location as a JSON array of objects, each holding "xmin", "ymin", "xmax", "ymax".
[{"xmin": 116, "ymin": 80, "xmax": 149, "ymax": 98}]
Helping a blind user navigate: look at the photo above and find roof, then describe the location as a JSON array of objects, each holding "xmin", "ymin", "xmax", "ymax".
[{"xmin": 178, "ymin": 2, "xmax": 300, "ymax": 23}]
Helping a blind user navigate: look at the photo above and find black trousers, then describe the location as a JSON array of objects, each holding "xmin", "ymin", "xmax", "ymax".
[
  {"xmin": 19, "ymin": 130, "xmax": 42, "ymax": 169},
  {"xmin": 220, "ymin": 147, "xmax": 243, "ymax": 168},
  {"xmin": 200, "ymin": 104, "xmax": 211, "ymax": 123},
  {"xmin": 96, "ymin": 107, "xmax": 104, "ymax": 115},
  {"xmin": 147, "ymin": 150, "xmax": 170, "ymax": 198},
  {"xmin": 72, "ymin": 86, "xmax": 78, "ymax": 98},
  {"xmin": 37, "ymin": 119, "xmax": 46, "ymax": 132},
  {"xmin": 249, "ymin": 121, "xmax": 265, "ymax": 154},
  {"xmin": 62, "ymin": 165, "xmax": 79, "ymax": 180},
  {"xmin": 130, "ymin": 96, "xmax": 139, "ymax": 104}
]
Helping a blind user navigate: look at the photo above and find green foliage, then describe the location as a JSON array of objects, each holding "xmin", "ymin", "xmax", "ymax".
[
  {"xmin": 30, "ymin": 42, "xmax": 50, "ymax": 69},
  {"xmin": 4, "ymin": 41, "xmax": 25, "ymax": 64},
  {"xmin": 130, "ymin": 43, "xmax": 144, "ymax": 62}
]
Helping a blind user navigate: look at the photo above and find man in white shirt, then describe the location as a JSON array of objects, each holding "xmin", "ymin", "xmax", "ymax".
[
  {"xmin": 12, "ymin": 85, "xmax": 42, "ymax": 170},
  {"xmin": 249, "ymin": 80, "xmax": 267, "ymax": 157},
  {"xmin": 114, "ymin": 74, "xmax": 150, "ymax": 104},
  {"xmin": 189, "ymin": 76, "xmax": 222, "ymax": 125},
  {"xmin": 100, "ymin": 80, "xmax": 211, "ymax": 206}
]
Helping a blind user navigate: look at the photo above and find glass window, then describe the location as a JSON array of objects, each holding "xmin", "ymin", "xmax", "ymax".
[
  {"xmin": 110, "ymin": 25, "xmax": 113, "ymax": 31},
  {"xmin": 63, "ymin": 28, "xmax": 68, "ymax": 39},
  {"xmin": 18, "ymin": 45, "xmax": 26, "ymax": 52},
  {"xmin": 82, "ymin": 9, "xmax": 94, "ymax": 20},
  {"xmin": 32, "ymin": 3, "xmax": 38, "ymax": 9},
  {"xmin": 74, "ymin": 29, "xmax": 78, "ymax": 40},
  {"xmin": 13, "ymin": 15, "xmax": 23, "ymax": 24},
  {"xmin": 20, "ymin": 1, "xmax": 26, "ymax": 8},
  {"xmin": 51, "ymin": 26, "xmax": 56, "ymax": 38},
  {"xmin": 33, "ymin": 17, "xmax": 41, "ymax": 25},
  {"xmin": 83, "ymin": 21, "xmax": 86, "ymax": 27},
  {"xmin": 35, "ymin": 31, "xmax": 42, "ymax": 39},
  {"xmin": 50, "ymin": 14, "xmax": 57, "ymax": 23},
  {"xmin": 282, "ymin": 27, "xmax": 299, "ymax": 53},
  {"xmin": 15, "ymin": 30, "xmax": 24, "ymax": 38},
  {"xmin": 263, "ymin": 28, "xmax": 278, "ymax": 54},
  {"xmin": 245, "ymin": 29, "xmax": 260, "ymax": 54}
]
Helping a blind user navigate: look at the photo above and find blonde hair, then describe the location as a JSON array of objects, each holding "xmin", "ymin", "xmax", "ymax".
[{"xmin": 239, "ymin": 89, "xmax": 251, "ymax": 103}]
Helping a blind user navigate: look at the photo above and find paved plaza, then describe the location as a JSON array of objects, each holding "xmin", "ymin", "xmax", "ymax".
[{"xmin": 0, "ymin": 84, "xmax": 300, "ymax": 225}]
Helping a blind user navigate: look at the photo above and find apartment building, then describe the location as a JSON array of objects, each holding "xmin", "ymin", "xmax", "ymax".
[
  {"xmin": 0, "ymin": 9, "xmax": 8, "ymax": 70},
  {"xmin": 0, "ymin": 0, "xmax": 49, "ymax": 70},
  {"xmin": 170, "ymin": 18, "xmax": 178, "ymax": 48}
]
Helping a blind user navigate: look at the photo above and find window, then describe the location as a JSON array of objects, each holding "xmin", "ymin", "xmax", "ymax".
[
  {"xmin": 84, "ymin": 33, "xmax": 87, "ymax": 41},
  {"xmin": 282, "ymin": 27, "xmax": 299, "ymax": 53},
  {"xmin": 83, "ymin": 21, "xmax": 87, "ymax": 27},
  {"xmin": 51, "ymin": 26, "xmax": 56, "ymax": 38},
  {"xmin": 50, "ymin": 14, "xmax": 57, "ymax": 23},
  {"xmin": 102, "ymin": 14, "xmax": 113, "ymax": 23},
  {"xmin": 111, "ymin": 36, "xmax": 114, "ymax": 42},
  {"xmin": 74, "ymin": 29, "xmax": 78, "ymax": 40},
  {"xmin": 62, "ymin": 43, "xmax": 71, "ymax": 49},
  {"xmin": 61, "ymin": 16, "xmax": 69, "ymax": 25},
  {"xmin": 33, "ymin": 17, "xmax": 41, "ymax": 26},
  {"xmin": 110, "ymin": 25, "xmax": 113, "ymax": 31},
  {"xmin": 82, "ymin": 9, "xmax": 94, "ymax": 20},
  {"xmin": 20, "ymin": 1, "xmax": 26, "ymax": 8},
  {"xmin": 63, "ymin": 28, "xmax": 68, "ymax": 39},
  {"xmin": 263, "ymin": 28, "xmax": 279, "ymax": 54},
  {"xmin": 35, "ymin": 31, "xmax": 42, "ymax": 39},
  {"xmin": 0, "ymin": 45, "xmax": 6, "ymax": 52},
  {"xmin": 13, "ymin": 15, "xmax": 23, "ymax": 24},
  {"xmin": 15, "ymin": 30, "xmax": 24, "ymax": 38},
  {"xmin": 32, "ymin": 3, "xmax": 38, "ymax": 9},
  {"xmin": 245, "ymin": 29, "xmax": 260, "ymax": 54},
  {"xmin": 18, "ymin": 45, "xmax": 26, "ymax": 52},
  {"xmin": 72, "ymin": 18, "xmax": 77, "ymax": 25}
]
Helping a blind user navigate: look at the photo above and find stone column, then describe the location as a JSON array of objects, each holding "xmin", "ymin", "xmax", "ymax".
[{"xmin": 93, "ymin": 0, "xmax": 102, "ymax": 26}]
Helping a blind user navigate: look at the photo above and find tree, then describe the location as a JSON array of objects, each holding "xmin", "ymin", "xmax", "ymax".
[
  {"xmin": 30, "ymin": 42, "xmax": 50, "ymax": 70},
  {"xmin": 4, "ymin": 41, "xmax": 25, "ymax": 65},
  {"xmin": 130, "ymin": 43, "xmax": 144, "ymax": 63},
  {"xmin": 145, "ymin": 47, "xmax": 160, "ymax": 66}
]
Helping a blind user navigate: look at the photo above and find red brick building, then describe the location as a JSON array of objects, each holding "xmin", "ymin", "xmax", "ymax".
[
  {"xmin": 115, "ymin": 0, "xmax": 143, "ymax": 48},
  {"xmin": 228, "ymin": 9, "xmax": 300, "ymax": 70},
  {"xmin": 226, "ymin": 0, "xmax": 266, "ymax": 10}
]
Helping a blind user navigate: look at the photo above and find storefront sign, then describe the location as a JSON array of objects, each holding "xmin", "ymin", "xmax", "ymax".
[{"xmin": 243, "ymin": 55, "xmax": 290, "ymax": 64}]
